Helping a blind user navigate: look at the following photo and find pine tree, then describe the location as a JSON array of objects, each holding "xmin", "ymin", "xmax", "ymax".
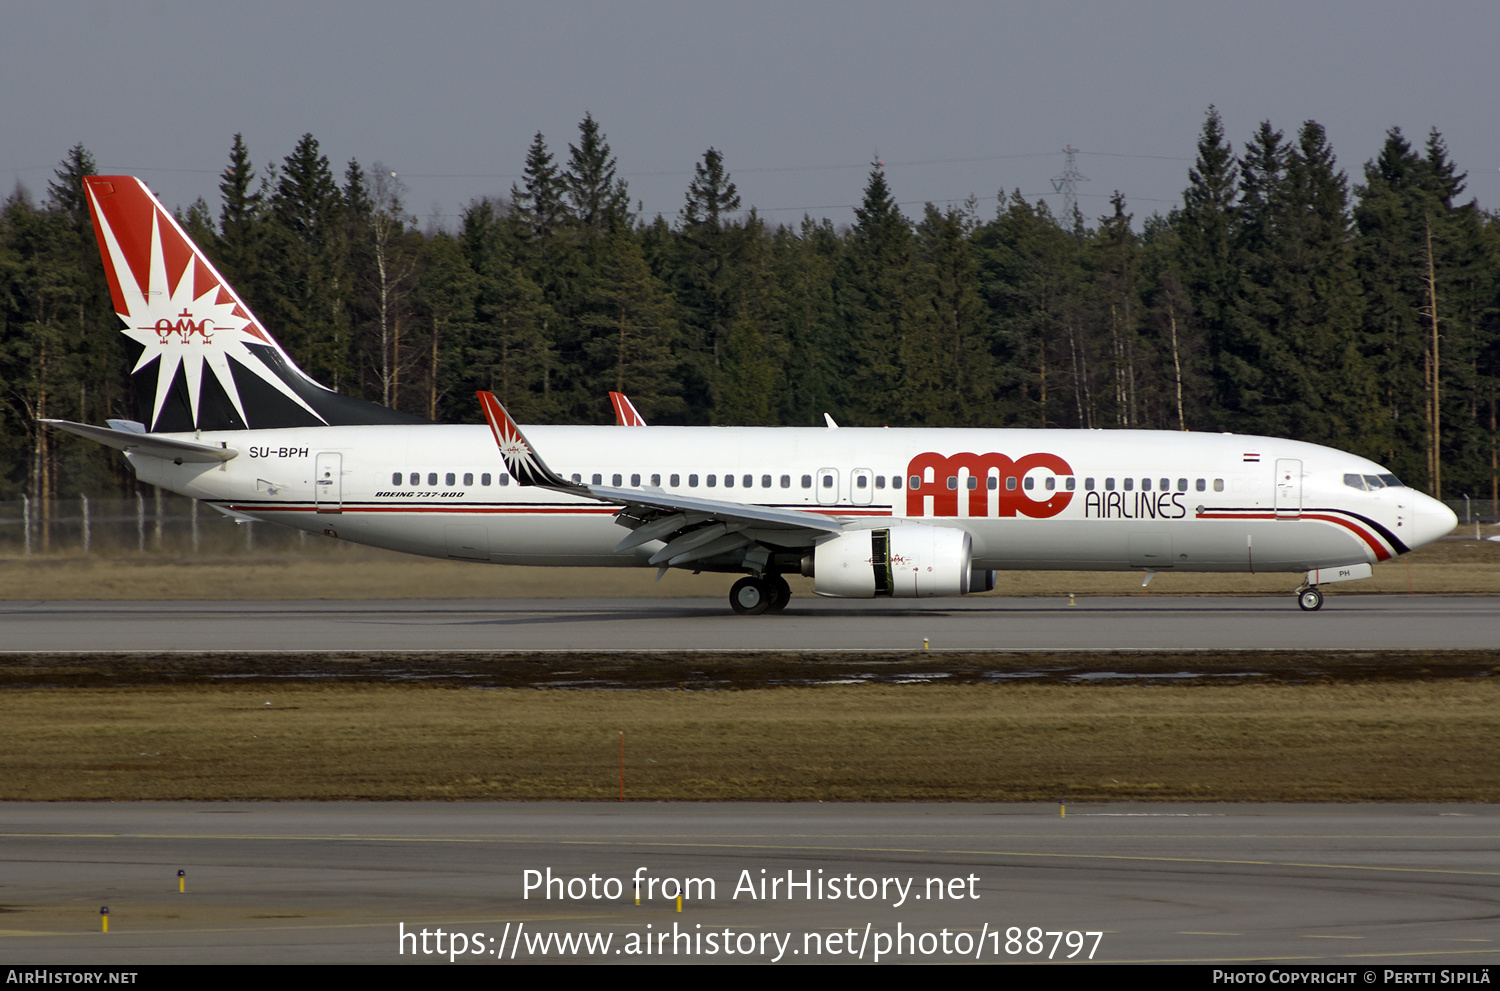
[
  {"xmin": 564, "ymin": 114, "xmax": 630, "ymax": 237},
  {"xmin": 976, "ymin": 191, "xmax": 1082, "ymax": 427},
  {"xmin": 1176, "ymin": 107, "xmax": 1242, "ymax": 430},
  {"xmin": 511, "ymin": 132, "xmax": 568, "ymax": 242},
  {"xmin": 577, "ymin": 227, "xmax": 680, "ymax": 421},
  {"xmin": 836, "ymin": 163, "xmax": 921, "ymax": 422},
  {"xmin": 217, "ymin": 134, "xmax": 265, "ymax": 296},
  {"xmin": 774, "ymin": 217, "xmax": 842, "ymax": 425},
  {"xmin": 1355, "ymin": 128, "xmax": 1443, "ymax": 486},
  {"xmin": 675, "ymin": 147, "xmax": 745, "ymax": 413},
  {"xmin": 714, "ymin": 211, "xmax": 786, "ymax": 425},
  {"xmin": 267, "ymin": 133, "xmax": 349, "ymax": 389},
  {"xmin": 911, "ymin": 200, "xmax": 988, "ymax": 425}
]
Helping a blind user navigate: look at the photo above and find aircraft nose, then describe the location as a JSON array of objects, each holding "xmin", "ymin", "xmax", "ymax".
[{"xmin": 1410, "ymin": 491, "xmax": 1457, "ymax": 548}]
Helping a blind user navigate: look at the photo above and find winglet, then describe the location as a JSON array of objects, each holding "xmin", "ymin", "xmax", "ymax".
[
  {"xmin": 476, "ymin": 391, "xmax": 583, "ymax": 491},
  {"xmin": 609, "ymin": 391, "xmax": 648, "ymax": 426}
]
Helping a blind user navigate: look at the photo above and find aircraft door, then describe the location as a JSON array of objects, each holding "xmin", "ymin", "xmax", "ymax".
[
  {"xmin": 1275, "ymin": 458, "xmax": 1302, "ymax": 518},
  {"xmin": 315, "ymin": 452, "xmax": 343, "ymax": 513},
  {"xmin": 850, "ymin": 468, "xmax": 874, "ymax": 506},
  {"xmin": 816, "ymin": 468, "xmax": 839, "ymax": 506}
]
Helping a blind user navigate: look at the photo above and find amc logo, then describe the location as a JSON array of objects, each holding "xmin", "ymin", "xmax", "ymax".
[
  {"xmin": 905, "ymin": 452, "xmax": 1075, "ymax": 519},
  {"xmin": 145, "ymin": 308, "xmax": 215, "ymax": 343}
]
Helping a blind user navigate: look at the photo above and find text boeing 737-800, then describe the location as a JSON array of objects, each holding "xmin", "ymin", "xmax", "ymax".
[{"xmin": 43, "ymin": 176, "xmax": 1456, "ymax": 614}]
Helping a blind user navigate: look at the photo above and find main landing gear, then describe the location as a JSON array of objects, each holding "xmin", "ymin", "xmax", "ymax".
[
  {"xmin": 1297, "ymin": 586, "xmax": 1324, "ymax": 611},
  {"xmin": 729, "ymin": 574, "xmax": 791, "ymax": 615}
]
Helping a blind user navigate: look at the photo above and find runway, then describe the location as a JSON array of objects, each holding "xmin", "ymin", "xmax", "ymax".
[
  {"xmin": 2, "ymin": 595, "xmax": 1496, "ymax": 652},
  {"xmin": 2, "ymin": 802, "xmax": 1496, "ymax": 965}
]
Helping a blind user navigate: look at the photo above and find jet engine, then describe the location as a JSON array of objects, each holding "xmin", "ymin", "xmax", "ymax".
[{"xmin": 803, "ymin": 525, "xmax": 975, "ymax": 598}]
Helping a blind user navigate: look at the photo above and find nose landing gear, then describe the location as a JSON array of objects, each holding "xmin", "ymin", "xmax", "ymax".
[{"xmin": 1297, "ymin": 586, "xmax": 1324, "ymax": 611}]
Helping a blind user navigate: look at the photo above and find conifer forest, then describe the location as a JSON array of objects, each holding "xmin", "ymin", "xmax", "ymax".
[{"xmin": 4, "ymin": 109, "xmax": 1497, "ymax": 506}]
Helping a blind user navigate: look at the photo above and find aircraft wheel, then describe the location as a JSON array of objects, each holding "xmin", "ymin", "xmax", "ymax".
[
  {"xmin": 1297, "ymin": 587, "xmax": 1324, "ymax": 612},
  {"xmin": 730, "ymin": 577, "xmax": 772, "ymax": 615},
  {"xmin": 765, "ymin": 574, "xmax": 792, "ymax": 613}
]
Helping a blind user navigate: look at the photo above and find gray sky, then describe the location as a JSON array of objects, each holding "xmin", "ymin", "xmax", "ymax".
[{"xmin": 5, "ymin": 1, "xmax": 1497, "ymax": 231}]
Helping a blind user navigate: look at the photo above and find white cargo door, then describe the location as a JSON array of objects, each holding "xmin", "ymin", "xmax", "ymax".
[{"xmin": 315, "ymin": 452, "xmax": 343, "ymax": 514}]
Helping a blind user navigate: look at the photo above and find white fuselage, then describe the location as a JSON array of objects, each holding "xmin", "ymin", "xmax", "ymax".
[{"xmin": 125, "ymin": 423, "xmax": 1454, "ymax": 575}]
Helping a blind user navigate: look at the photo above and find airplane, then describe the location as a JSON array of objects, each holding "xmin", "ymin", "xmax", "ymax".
[{"xmin": 43, "ymin": 175, "xmax": 1458, "ymax": 615}]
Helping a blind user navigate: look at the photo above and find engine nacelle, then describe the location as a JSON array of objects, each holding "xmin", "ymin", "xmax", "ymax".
[{"xmin": 805, "ymin": 525, "xmax": 973, "ymax": 598}]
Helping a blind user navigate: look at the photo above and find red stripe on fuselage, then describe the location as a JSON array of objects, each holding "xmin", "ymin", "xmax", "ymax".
[{"xmin": 1195, "ymin": 510, "xmax": 1391, "ymax": 562}]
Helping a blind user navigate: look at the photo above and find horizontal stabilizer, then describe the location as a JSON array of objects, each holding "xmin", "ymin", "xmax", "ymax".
[{"xmin": 42, "ymin": 419, "xmax": 237, "ymax": 463}]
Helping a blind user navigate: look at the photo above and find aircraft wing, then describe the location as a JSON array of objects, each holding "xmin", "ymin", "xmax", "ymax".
[
  {"xmin": 476, "ymin": 391, "xmax": 841, "ymax": 568},
  {"xmin": 42, "ymin": 419, "xmax": 238, "ymax": 463}
]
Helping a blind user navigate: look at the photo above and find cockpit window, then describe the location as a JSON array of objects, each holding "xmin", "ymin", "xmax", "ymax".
[
  {"xmin": 1363, "ymin": 474, "xmax": 1384, "ymax": 490},
  {"xmin": 1344, "ymin": 474, "xmax": 1367, "ymax": 491},
  {"xmin": 1378, "ymin": 473, "xmax": 1403, "ymax": 488}
]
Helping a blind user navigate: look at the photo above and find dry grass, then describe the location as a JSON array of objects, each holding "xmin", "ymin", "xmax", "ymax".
[
  {"xmin": 1, "ymin": 528, "xmax": 1498, "ymax": 600},
  {"xmin": 3, "ymin": 680, "xmax": 1496, "ymax": 802}
]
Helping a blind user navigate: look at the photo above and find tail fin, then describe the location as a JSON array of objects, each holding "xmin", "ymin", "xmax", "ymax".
[
  {"xmin": 608, "ymin": 391, "xmax": 648, "ymax": 426},
  {"xmin": 83, "ymin": 176, "xmax": 424, "ymax": 432}
]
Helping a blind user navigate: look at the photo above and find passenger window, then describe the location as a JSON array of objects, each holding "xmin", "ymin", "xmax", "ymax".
[
  {"xmin": 743, "ymin": 475, "xmax": 753, "ymax": 488},
  {"xmin": 707, "ymin": 474, "xmax": 717, "ymax": 487},
  {"xmin": 821, "ymin": 475, "xmax": 833, "ymax": 488},
  {"xmin": 1006, "ymin": 477, "xmax": 1017, "ymax": 491},
  {"xmin": 1142, "ymin": 478, "xmax": 1151, "ymax": 492},
  {"xmin": 1044, "ymin": 477, "xmax": 1054, "ymax": 491},
  {"xmin": 1160, "ymin": 478, "xmax": 1169, "ymax": 492},
  {"xmin": 1213, "ymin": 479, "xmax": 1224, "ymax": 492},
  {"xmin": 1196, "ymin": 478, "xmax": 1206, "ymax": 492},
  {"xmin": 391, "ymin": 472, "xmax": 401, "ymax": 485},
  {"xmin": 689, "ymin": 474, "xmax": 699, "ymax": 487},
  {"xmin": 1105, "ymin": 478, "xmax": 1115, "ymax": 491},
  {"xmin": 910, "ymin": 476, "xmax": 921, "ymax": 490},
  {"xmin": 592, "ymin": 473, "xmax": 602, "ymax": 485},
  {"xmin": 762, "ymin": 474, "xmax": 772, "ymax": 488},
  {"xmin": 1024, "ymin": 477, "xmax": 1034, "ymax": 490},
  {"xmin": 858, "ymin": 475, "xmax": 869, "ymax": 489},
  {"xmin": 482, "ymin": 473, "xmax": 492, "ymax": 486},
  {"xmin": 1065, "ymin": 477, "xmax": 1076, "ymax": 491},
  {"xmin": 428, "ymin": 472, "xmax": 438, "ymax": 486},
  {"xmin": 1085, "ymin": 478, "xmax": 1095, "ymax": 491},
  {"xmin": 650, "ymin": 474, "xmax": 660, "ymax": 486},
  {"xmin": 670, "ymin": 474, "xmax": 680, "ymax": 487},
  {"xmin": 410, "ymin": 472, "xmax": 420, "ymax": 485},
  {"xmin": 571, "ymin": 473, "xmax": 581, "ymax": 484},
  {"xmin": 892, "ymin": 476, "xmax": 901, "ymax": 489},
  {"xmin": 987, "ymin": 477, "xmax": 998, "ymax": 490},
  {"xmin": 464, "ymin": 472, "xmax": 473, "ymax": 486},
  {"xmin": 875, "ymin": 476, "xmax": 885, "ymax": 489},
  {"xmin": 1124, "ymin": 478, "xmax": 1134, "ymax": 491},
  {"xmin": 443, "ymin": 472, "xmax": 454, "ymax": 486},
  {"xmin": 499, "ymin": 473, "xmax": 509, "ymax": 486},
  {"xmin": 781, "ymin": 475, "xmax": 791, "ymax": 488},
  {"xmin": 947, "ymin": 477, "xmax": 958, "ymax": 490},
  {"xmin": 965, "ymin": 476, "xmax": 977, "ymax": 490},
  {"xmin": 1178, "ymin": 478, "xmax": 1187, "ymax": 492},
  {"xmin": 723, "ymin": 474, "xmax": 733, "ymax": 488}
]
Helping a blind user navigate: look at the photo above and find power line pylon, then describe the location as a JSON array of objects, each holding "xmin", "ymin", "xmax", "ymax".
[{"xmin": 1050, "ymin": 145, "xmax": 1088, "ymax": 222}]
